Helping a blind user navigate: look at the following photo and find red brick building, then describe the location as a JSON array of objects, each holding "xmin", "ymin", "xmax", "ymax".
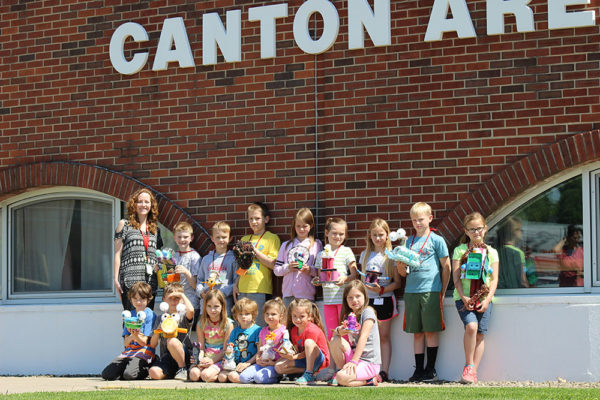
[{"xmin": 1, "ymin": 0, "xmax": 600, "ymax": 379}]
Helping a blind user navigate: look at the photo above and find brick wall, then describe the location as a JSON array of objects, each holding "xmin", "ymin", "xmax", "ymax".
[{"xmin": 1, "ymin": 0, "xmax": 599, "ymax": 253}]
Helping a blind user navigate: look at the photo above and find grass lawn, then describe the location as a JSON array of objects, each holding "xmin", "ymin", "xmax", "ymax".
[{"xmin": 3, "ymin": 387, "xmax": 600, "ymax": 400}]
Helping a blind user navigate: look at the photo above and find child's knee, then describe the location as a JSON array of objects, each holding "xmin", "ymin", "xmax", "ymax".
[
  {"xmin": 336, "ymin": 369, "xmax": 353, "ymax": 386},
  {"xmin": 274, "ymin": 360, "xmax": 287, "ymax": 374},
  {"xmin": 148, "ymin": 367, "xmax": 163, "ymax": 380},
  {"xmin": 304, "ymin": 338, "xmax": 316, "ymax": 349},
  {"xmin": 217, "ymin": 373, "xmax": 228, "ymax": 383},
  {"xmin": 189, "ymin": 367, "xmax": 201, "ymax": 382},
  {"xmin": 465, "ymin": 323, "xmax": 478, "ymax": 335}
]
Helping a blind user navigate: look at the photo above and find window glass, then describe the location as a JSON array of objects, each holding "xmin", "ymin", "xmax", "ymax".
[
  {"xmin": 11, "ymin": 198, "xmax": 113, "ymax": 294},
  {"xmin": 487, "ymin": 176, "xmax": 583, "ymax": 288}
]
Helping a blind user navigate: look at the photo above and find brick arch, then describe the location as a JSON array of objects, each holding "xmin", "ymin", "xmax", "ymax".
[
  {"xmin": 0, "ymin": 161, "xmax": 212, "ymax": 253},
  {"xmin": 437, "ymin": 130, "xmax": 600, "ymax": 244}
]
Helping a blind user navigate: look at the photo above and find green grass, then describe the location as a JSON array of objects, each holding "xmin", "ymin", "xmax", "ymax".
[{"xmin": 3, "ymin": 387, "xmax": 600, "ymax": 400}]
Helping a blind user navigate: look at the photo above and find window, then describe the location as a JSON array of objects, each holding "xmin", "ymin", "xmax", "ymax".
[
  {"xmin": 2, "ymin": 189, "xmax": 119, "ymax": 301},
  {"xmin": 487, "ymin": 176, "xmax": 583, "ymax": 290}
]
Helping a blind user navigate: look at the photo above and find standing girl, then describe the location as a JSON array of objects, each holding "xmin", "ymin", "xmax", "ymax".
[
  {"xmin": 114, "ymin": 188, "xmax": 160, "ymax": 310},
  {"xmin": 240, "ymin": 298, "xmax": 288, "ymax": 384},
  {"xmin": 274, "ymin": 299, "xmax": 330, "ymax": 385},
  {"xmin": 274, "ymin": 208, "xmax": 323, "ymax": 308},
  {"xmin": 330, "ymin": 280, "xmax": 381, "ymax": 387},
  {"xmin": 188, "ymin": 290, "xmax": 234, "ymax": 382},
  {"xmin": 451, "ymin": 212, "xmax": 499, "ymax": 384},
  {"xmin": 358, "ymin": 218, "xmax": 401, "ymax": 382},
  {"xmin": 313, "ymin": 217, "xmax": 357, "ymax": 338}
]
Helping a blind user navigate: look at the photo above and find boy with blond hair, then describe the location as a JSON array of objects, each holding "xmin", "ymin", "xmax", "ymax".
[
  {"xmin": 397, "ymin": 202, "xmax": 451, "ymax": 382},
  {"xmin": 234, "ymin": 202, "xmax": 280, "ymax": 326},
  {"xmin": 196, "ymin": 221, "xmax": 238, "ymax": 314},
  {"xmin": 218, "ymin": 297, "xmax": 261, "ymax": 383},
  {"xmin": 172, "ymin": 221, "xmax": 202, "ymax": 312}
]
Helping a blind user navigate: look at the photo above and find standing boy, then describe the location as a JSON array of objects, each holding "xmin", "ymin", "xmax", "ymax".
[
  {"xmin": 196, "ymin": 221, "xmax": 238, "ymax": 315},
  {"xmin": 172, "ymin": 222, "xmax": 202, "ymax": 314},
  {"xmin": 397, "ymin": 202, "xmax": 451, "ymax": 382},
  {"xmin": 233, "ymin": 202, "xmax": 280, "ymax": 326}
]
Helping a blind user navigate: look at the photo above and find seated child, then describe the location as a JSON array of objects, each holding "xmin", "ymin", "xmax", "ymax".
[
  {"xmin": 148, "ymin": 283, "xmax": 194, "ymax": 381},
  {"xmin": 240, "ymin": 298, "xmax": 288, "ymax": 384},
  {"xmin": 218, "ymin": 297, "xmax": 261, "ymax": 383},
  {"xmin": 274, "ymin": 298, "xmax": 330, "ymax": 385},
  {"xmin": 188, "ymin": 290, "xmax": 234, "ymax": 382},
  {"xmin": 102, "ymin": 282, "xmax": 156, "ymax": 380}
]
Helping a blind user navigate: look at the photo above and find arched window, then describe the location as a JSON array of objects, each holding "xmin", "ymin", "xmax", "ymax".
[
  {"xmin": 486, "ymin": 165, "xmax": 600, "ymax": 294},
  {"xmin": 2, "ymin": 188, "xmax": 119, "ymax": 301}
]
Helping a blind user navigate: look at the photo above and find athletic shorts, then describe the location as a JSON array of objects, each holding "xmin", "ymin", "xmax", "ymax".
[
  {"xmin": 403, "ymin": 292, "xmax": 445, "ymax": 333},
  {"xmin": 368, "ymin": 296, "xmax": 398, "ymax": 321},
  {"xmin": 343, "ymin": 347, "xmax": 381, "ymax": 381}
]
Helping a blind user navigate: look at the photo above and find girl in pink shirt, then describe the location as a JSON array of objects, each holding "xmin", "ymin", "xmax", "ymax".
[{"xmin": 274, "ymin": 208, "xmax": 322, "ymax": 308}]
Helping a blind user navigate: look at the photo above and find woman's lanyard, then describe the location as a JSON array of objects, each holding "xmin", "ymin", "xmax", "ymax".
[
  {"xmin": 140, "ymin": 225, "xmax": 150, "ymax": 262},
  {"xmin": 409, "ymin": 230, "xmax": 431, "ymax": 255}
]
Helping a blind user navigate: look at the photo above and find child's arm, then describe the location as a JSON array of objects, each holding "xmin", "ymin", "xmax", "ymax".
[
  {"xmin": 196, "ymin": 259, "xmax": 208, "ymax": 299},
  {"xmin": 113, "ymin": 220, "xmax": 126, "ymax": 296},
  {"xmin": 342, "ymin": 318, "xmax": 375, "ymax": 372},
  {"xmin": 439, "ymin": 256, "xmax": 451, "ymax": 298},
  {"xmin": 124, "ymin": 329, "xmax": 149, "ymax": 347},
  {"xmin": 452, "ymin": 258, "xmax": 470, "ymax": 307},
  {"xmin": 175, "ymin": 264, "xmax": 196, "ymax": 289},
  {"xmin": 170, "ymin": 291, "xmax": 195, "ymax": 320},
  {"xmin": 219, "ymin": 253, "xmax": 237, "ymax": 297},
  {"xmin": 479, "ymin": 260, "xmax": 499, "ymax": 312},
  {"xmin": 342, "ymin": 261, "xmax": 358, "ymax": 284},
  {"xmin": 273, "ymin": 243, "xmax": 290, "ymax": 277},
  {"xmin": 253, "ymin": 247, "xmax": 276, "ymax": 270}
]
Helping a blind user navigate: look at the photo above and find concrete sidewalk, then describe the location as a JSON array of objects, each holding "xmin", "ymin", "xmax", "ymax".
[{"xmin": 0, "ymin": 376, "xmax": 399, "ymax": 394}]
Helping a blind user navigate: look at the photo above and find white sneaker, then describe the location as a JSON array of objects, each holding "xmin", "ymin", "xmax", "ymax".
[{"xmin": 174, "ymin": 367, "xmax": 188, "ymax": 381}]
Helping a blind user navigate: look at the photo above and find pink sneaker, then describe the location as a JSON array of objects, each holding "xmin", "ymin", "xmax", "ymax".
[{"xmin": 460, "ymin": 365, "xmax": 476, "ymax": 384}]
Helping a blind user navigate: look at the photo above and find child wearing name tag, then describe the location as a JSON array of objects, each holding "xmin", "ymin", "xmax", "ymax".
[
  {"xmin": 313, "ymin": 217, "xmax": 357, "ymax": 339},
  {"xmin": 396, "ymin": 202, "xmax": 451, "ymax": 383},
  {"xmin": 452, "ymin": 212, "xmax": 499, "ymax": 384},
  {"xmin": 358, "ymin": 218, "xmax": 401, "ymax": 383}
]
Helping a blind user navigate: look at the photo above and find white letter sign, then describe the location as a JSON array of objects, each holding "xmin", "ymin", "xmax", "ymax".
[
  {"xmin": 109, "ymin": 22, "xmax": 149, "ymax": 75},
  {"xmin": 348, "ymin": 0, "xmax": 391, "ymax": 50},
  {"xmin": 293, "ymin": 0, "xmax": 339, "ymax": 54},
  {"xmin": 424, "ymin": 0, "xmax": 476, "ymax": 41},
  {"xmin": 152, "ymin": 17, "xmax": 195, "ymax": 71},
  {"xmin": 248, "ymin": 3, "xmax": 288, "ymax": 59},
  {"xmin": 203, "ymin": 10, "xmax": 242, "ymax": 65}
]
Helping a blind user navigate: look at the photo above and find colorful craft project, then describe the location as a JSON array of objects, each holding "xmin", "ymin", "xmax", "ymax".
[
  {"xmin": 343, "ymin": 312, "xmax": 361, "ymax": 333},
  {"xmin": 223, "ymin": 342, "xmax": 236, "ymax": 370},
  {"xmin": 153, "ymin": 302, "xmax": 188, "ymax": 339},
  {"xmin": 260, "ymin": 331, "xmax": 278, "ymax": 361},
  {"xmin": 155, "ymin": 248, "xmax": 179, "ymax": 288},
  {"xmin": 122, "ymin": 310, "xmax": 146, "ymax": 330}
]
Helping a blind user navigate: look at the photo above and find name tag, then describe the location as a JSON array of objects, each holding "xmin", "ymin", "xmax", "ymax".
[{"xmin": 374, "ymin": 298, "xmax": 384, "ymax": 305}]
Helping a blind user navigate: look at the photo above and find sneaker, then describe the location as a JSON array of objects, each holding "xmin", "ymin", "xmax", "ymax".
[
  {"xmin": 460, "ymin": 365, "xmax": 476, "ymax": 384},
  {"xmin": 327, "ymin": 375, "xmax": 338, "ymax": 386},
  {"xmin": 422, "ymin": 368, "xmax": 438, "ymax": 382},
  {"xmin": 408, "ymin": 368, "xmax": 425, "ymax": 382},
  {"xmin": 295, "ymin": 372, "xmax": 315, "ymax": 385},
  {"xmin": 174, "ymin": 367, "xmax": 188, "ymax": 381}
]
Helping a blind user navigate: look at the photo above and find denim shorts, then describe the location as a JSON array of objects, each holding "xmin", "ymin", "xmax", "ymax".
[
  {"xmin": 455, "ymin": 299, "xmax": 492, "ymax": 335},
  {"xmin": 294, "ymin": 348, "xmax": 325, "ymax": 372}
]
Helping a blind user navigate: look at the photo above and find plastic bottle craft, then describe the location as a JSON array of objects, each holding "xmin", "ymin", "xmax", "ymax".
[
  {"xmin": 277, "ymin": 330, "xmax": 296, "ymax": 356},
  {"xmin": 153, "ymin": 302, "xmax": 188, "ymax": 339},
  {"xmin": 314, "ymin": 245, "xmax": 339, "ymax": 286},
  {"xmin": 222, "ymin": 342, "xmax": 236, "ymax": 371},
  {"xmin": 260, "ymin": 331, "xmax": 278, "ymax": 361},
  {"xmin": 155, "ymin": 248, "xmax": 179, "ymax": 288},
  {"xmin": 343, "ymin": 312, "xmax": 361, "ymax": 333},
  {"xmin": 287, "ymin": 244, "xmax": 310, "ymax": 269},
  {"xmin": 357, "ymin": 264, "xmax": 390, "ymax": 287},
  {"xmin": 384, "ymin": 228, "xmax": 421, "ymax": 273},
  {"xmin": 122, "ymin": 310, "xmax": 146, "ymax": 330},
  {"xmin": 191, "ymin": 342, "xmax": 205, "ymax": 367},
  {"xmin": 233, "ymin": 240, "xmax": 255, "ymax": 276},
  {"xmin": 201, "ymin": 270, "xmax": 224, "ymax": 291}
]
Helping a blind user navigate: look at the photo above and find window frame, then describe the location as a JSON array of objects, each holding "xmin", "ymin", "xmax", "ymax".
[
  {"xmin": 1, "ymin": 187, "xmax": 121, "ymax": 304},
  {"xmin": 486, "ymin": 164, "xmax": 596, "ymax": 295}
]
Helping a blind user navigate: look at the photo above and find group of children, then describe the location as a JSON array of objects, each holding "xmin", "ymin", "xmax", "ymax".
[{"xmin": 103, "ymin": 201, "xmax": 498, "ymax": 386}]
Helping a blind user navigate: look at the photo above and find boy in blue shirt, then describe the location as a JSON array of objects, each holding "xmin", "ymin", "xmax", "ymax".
[{"xmin": 397, "ymin": 202, "xmax": 451, "ymax": 382}]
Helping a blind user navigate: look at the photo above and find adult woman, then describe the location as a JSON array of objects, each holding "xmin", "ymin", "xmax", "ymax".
[{"xmin": 114, "ymin": 188, "xmax": 160, "ymax": 310}]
